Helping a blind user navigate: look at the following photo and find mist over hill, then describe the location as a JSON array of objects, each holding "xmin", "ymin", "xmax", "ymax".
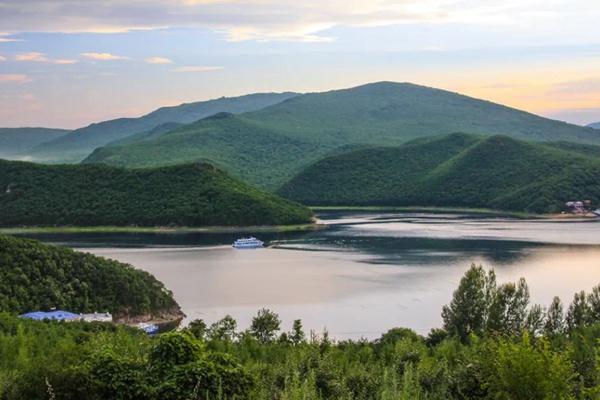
[
  {"xmin": 0, "ymin": 128, "xmax": 70, "ymax": 158},
  {"xmin": 29, "ymin": 92, "xmax": 298, "ymax": 162}
]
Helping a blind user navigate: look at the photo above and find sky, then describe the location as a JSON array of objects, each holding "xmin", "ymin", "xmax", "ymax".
[{"xmin": 1, "ymin": 0, "xmax": 600, "ymax": 128}]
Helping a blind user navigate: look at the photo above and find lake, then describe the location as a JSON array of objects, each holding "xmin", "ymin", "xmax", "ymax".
[{"xmin": 17, "ymin": 211, "xmax": 600, "ymax": 339}]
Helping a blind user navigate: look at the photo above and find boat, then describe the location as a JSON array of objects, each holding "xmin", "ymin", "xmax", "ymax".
[
  {"xmin": 593, "ymin": 209, "xmax": 600, "ymax": 217},
  {"xmin": 233, "ymin": 237, "xmax": 264, "ymax": 249}
]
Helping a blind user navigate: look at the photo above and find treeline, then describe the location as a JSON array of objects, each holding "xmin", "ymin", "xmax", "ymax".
[
  {"xmin": 0, "ymin": 235, "xmax": 181, "ymax": 319},
  {"xmin": 0, "ymin": 160, "xmax": 313, "ymax": 227},
  {"xmin": 1, "ymin": 265, "xmax": 600, "ymax": 399},
  {"xmin": 279, "ymin": 133, "xmax": 600, "ymax": 214}
]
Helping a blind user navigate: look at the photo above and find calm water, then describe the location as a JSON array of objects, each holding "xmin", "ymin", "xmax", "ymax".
[{"xmin": 18, "ymin": 212, "xmax": 600, "ymax": 339}]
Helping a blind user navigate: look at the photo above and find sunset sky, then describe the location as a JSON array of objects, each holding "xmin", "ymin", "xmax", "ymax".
[{"xmin": 1, "ymin": 0, "xmax": 599, "ymax": 128}]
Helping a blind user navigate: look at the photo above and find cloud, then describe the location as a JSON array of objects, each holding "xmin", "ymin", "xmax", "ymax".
[
  {"xmin": 15, "ymin": 52, "xmax": 78, "ymax": 64},
  {"xmin": 172, "ymin": 66, "xmax": 223, "ymax": 72},
  {"xmin": 145, "ymin": 56, "xmax": 173, "ymax": 64},
  {"xmin": 0, "ymin": 55, "xmax": 5, "ymax": 61},
  {"xmin": 2, "ymin": 0, "xmax": 598, "ymax": 42},
  {"xmin": 0, "ymin": 32, "xmax": 21, "ymax": 42},
  {"xmin": 81, "ymin": 52, "xmax": 130, "ymax": 61},
  {"xmin": 0, "ymin": 74, "xmax": 30, "ymax": 83}
]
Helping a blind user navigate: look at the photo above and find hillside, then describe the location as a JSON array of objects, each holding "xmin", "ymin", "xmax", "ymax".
[
  {"xmin": 84, "ymin": 113, "xmax": 323, "ymax": 190},
  {"xmin": 0, "ymin": 235, "xmax": 180, "ymax": 319},
  {"xmin": 278, "ymin": 133, "xmax": 600, "ymax": 214},
  {"xmin": 589, "ymin": 122, "xmax": 600, "ymax": 129},
  {"xmin": 84, "ymin": 82, "xmax": 600, "ymax": 189},
  {"xmin": 0, "ymin": 160, "xmax": 313, "ymax": 227},
  {"xmin": 29, "ymin": 92, "xmax": 298, "ymax": 162},
  {"xmin": 0, "ymin": 127, "xmax": 70, "ymax": 158}
]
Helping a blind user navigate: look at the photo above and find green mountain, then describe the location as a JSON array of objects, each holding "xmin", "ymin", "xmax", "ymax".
[
  {"xmin": 29, "ymin": 92, "xmax": 298, "ymax": 163},
  {"xmin": 278, "ymin": 133, "xmax": 600, "ymax": 214},
  {"xmin": 0, "ymin": 235, "xmax": 180, "ymax": 319},
  {"xmin": 0, "ymin": 127, "xmax": 70, "ymax": 158},
  {"xmin": 0, "ymin": 160, "xmax": 312, "ymax": 227},
  {"xmin": 83, "ymin": 82, "xmax": 600, "ymax": 190},
  {"xmin": 588, "ymin": 122, "xmax": 600, "ymax": 129}
]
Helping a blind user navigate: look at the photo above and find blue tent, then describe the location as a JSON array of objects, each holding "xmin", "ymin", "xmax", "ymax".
[{"xmin": 20, "ymin": 310, "xmax": 80, "ymax": 321}]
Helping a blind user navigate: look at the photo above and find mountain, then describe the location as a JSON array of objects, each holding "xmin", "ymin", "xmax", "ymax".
[
  {"xmin": 0, "ymin": 127, "xmax": 70, "ymax": 158},
  {"xmin": 588, "ymin": 122, "xmax": 600, "ymax": 129},
  {"xmin": 0, "ymin": 160, "xmax": 312, "ymax": 227},
  {"xmin": 29, "ymin": 92, "xmax": 298, "ymax": 162},
  {"xmin": 0, "ymin": 235, "xmax": 181, "ymax": 319},
  {"xmin": 83, "ymin": 82, "xmax": 600, "ymax": 190},
  {"xmin": 278, "ymin": 133, "xmax": 600, "ymax": 214},
  {"xmin": 85, "ymin": 113, "xmax": 323, "ymax": 190}
]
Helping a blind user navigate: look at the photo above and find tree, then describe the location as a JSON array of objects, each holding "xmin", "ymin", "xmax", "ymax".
[
  {"xmin": 544, "ymin": 296, "xmax": 564, "ymax": 335},
  {"xmin": 250, "ymin": 308, "xmax": 281, "ymax": 344},
  {"xmin": 290, "ymin": 319, "xmax": 305, "ymax": 345},
  {"xmin": 566, "ymin": 291, "xmax": 592, "ymax": 331},
  {"xmin": 588, "ymin": 285, "xmax": 600, "ymax": 323},
  {"xmin": 525, "ymin": 304, "xmax": 545, "ymax": 336},
  {"xmin": 487, "ymin": 278, "xmax": 530, "ymax": 335},
  {"xmin": 186, "ymin": 319, "xmax": 207, "ymax": 340},
  {"xmin": 207, "ymin": 315, "xmax": 238, "ymax": 342},
  {"xmin": 442, "ymin": 265, "xmax": 496, "ymax": 340}
]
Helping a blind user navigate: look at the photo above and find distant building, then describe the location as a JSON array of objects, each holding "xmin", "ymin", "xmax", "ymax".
[
  {"xmin": 565, "ymin": 201, "xmax": 586, "ymax": 214},
  {"xmin": 20, "ymin": 310, "xmax": 80, "ymax": 321},
  {"xmin": 80, "ymin": 312, "xmax": 113, "ymax": 323}
]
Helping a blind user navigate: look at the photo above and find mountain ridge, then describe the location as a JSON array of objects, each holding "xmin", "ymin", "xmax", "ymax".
[
  {"xmin": 277, "ymin": 133, "xmax": 600, "ymax": 213},
  {"xmin": 29, "ymin": 92, "xmax": 299, "ymax": 162},
  {"xmin": 0, "ymin": 159, "xmax": 312, "ymax": 227},
  {"xmin": 84, "ymin": 81, "xmax": 600, "ymax": 189}
]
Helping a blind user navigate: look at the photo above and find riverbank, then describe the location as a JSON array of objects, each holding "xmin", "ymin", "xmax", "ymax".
[
  {"xmin": 311, "ymin": 206, "xmax": 538, "ymax": 218},
  {"xmin": 0, "ymin": 222, "xmax": 325, "ymax": 235},
  {"xmin": 311, "ymin": 206, "xmax": 600, "ymax": 220}
]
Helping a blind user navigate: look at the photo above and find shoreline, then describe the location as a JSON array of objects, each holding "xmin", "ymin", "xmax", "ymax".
[
  {"xmin": 311, "ymin": 206, "xmax": 600, "ymax": 220},
  {"xmin": 0, "ymin": 223, "xmax": 326, "ymax": 235}
]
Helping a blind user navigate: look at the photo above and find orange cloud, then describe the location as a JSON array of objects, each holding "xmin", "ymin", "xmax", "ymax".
[{"xmin": 81, "ymin": 52, "xmax": 130, "ymax": 61}]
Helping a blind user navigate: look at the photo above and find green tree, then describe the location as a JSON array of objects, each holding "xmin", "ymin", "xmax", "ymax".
[
  {"xmin": 442, "ymin": 264, "xmax": 496, "ymax": 341},
  {"xmin": 545, "ymin": 296, "xmax": 565, "ymax": 335},
  {"xmin": 250, "ymin": 308, "xmax": 281, "ymax": 344},
  {"xmin": 488, "ymin": 333, "xmax": 575, "ymax": 399},
  {"xmin": 207, "ymin": 315, "xmax": 238, "ymax": 342},
  {"xmin": 487, "ymin": 278, "xmax": 530, "ymax": 335},
  {"xmin": 588, "ymin": 285, "xmax": 600, "ymax": 323},
  {"xmin": 566, "ymin": 291, "xmax": 592, "ymax": 331},
  {"xmin": 186, "ymin": 319, "xmax": 207, "ymax": 340},
  {"xmin": 290, "ymin": 319, "xmax": 306, "ymax": 345}
]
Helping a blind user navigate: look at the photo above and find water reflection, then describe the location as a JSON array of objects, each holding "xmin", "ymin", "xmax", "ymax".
[{"xmin": 15, "ymin": 212, "xmax": 600, "ymax": 339}]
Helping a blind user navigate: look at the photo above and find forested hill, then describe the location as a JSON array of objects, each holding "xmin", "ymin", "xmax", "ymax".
[
  {"xmin": 0, "ymin": 235, "xmax": 181, "ymax": 319},
  {"xmin": 29, "ymin": 92, "xmax": 298, "ymax": 162},
  {"xmin": 278, "ymin": 133, "xmax": 600, "ymax": 214},
  {"xmin": 0, "ymin": 160, "xmax": 313, "ymax": 227},
  {"xmin": 589, "ymin": 122, "xmax": 600, "ymax": 129},
  {"xmin": 83, "ymin": 82, "xmax": 600, "ymax": 189},
  {"xmin": 0, "ymin": 127, "xmax": 70, "ymax": 158}
]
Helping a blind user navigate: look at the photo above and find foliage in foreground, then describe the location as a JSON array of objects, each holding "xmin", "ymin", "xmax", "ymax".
[{"xmin": 0, "ymin": 265, "xmax": 599, "ymax": 399}]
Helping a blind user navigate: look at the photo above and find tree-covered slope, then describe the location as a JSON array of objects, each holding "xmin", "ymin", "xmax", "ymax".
[
  {"xmin": 84, "ymin": 113, "xmax": 324, "ymax": 190},
  {"xmin": 0, "ymin": 235, "xmax": 180, "ymax": 319},
  {"xmin": 29, "ymin": 92, "xmax": 298, "ymax": 162},
  {"xmin": 278, "ymin": 133, "xmax": 600, "ymax": 213},
  {"xmin": 0, "ymin": 160, "xmax": 313, "ymax": 226},
  {"xmin": 589, "ymin": 122, "xmax": 600, "ymax": 129},
  {"xmin": 0, "ymin": 127, "xmax": 70, "ymax": 158},
  {"xmin": 83, "ymin": 82, "xmax": 600, "ymax": 189}
]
